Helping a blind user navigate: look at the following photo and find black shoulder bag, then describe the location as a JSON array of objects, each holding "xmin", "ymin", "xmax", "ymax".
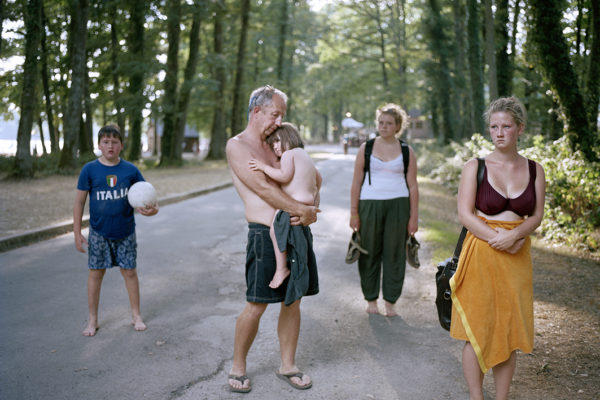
[{"xmin": 435, "ymin": 158, "xmax": 484, "ymax": 331}]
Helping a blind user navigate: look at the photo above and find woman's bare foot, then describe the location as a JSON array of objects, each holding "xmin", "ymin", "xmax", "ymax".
[
  {"xmin": 82, "ymin": 321, "xmax": 99, "ymax": 336},
  {"xmin": 277, "ymin": 368, "xmax": 312, "ymax": 390},
  {"xmin": 366, "ymin": 300, "xmax": 380, "ymax": 314},
  {"xmin": 132, "ymin": 315, "xmax": 147, "ymax": 331},
  {"xmin": 384, "ymin": 301, "xmax": 398, "ymax": 317},
  {"xmin": 228, "ymin": 370, "xmax": 251, "ymax": 393},
  {"xmin": 269, "ymin": 269, "xmax": 290, "ymax": 289}
]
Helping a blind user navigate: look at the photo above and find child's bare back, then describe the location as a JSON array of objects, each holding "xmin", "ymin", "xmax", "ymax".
[{"xmin": 279, "ymin": 148, "xmax": 320, "ymax": 206}]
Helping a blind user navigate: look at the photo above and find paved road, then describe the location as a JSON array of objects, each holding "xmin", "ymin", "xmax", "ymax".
[{"xmin": 0, "ymin": 147, "xmax": 469, "ymax": 400}]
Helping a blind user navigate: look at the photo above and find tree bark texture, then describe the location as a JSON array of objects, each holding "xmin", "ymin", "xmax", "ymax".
[
  {"xmin": 160, "ymin": 0, "xmax": 182, "ymax": 165},
  {"xmin": 467, "ymin": 0, "xmax": 485, "ymax": 135},
  {"xmin": 426, "ymin": 0, "xmax": 455, "ymax": 142},
  {"xmin": 207, "ymin": 1, "xmax": 227, "ymax": 160},
  {"xmin": 58, "ymin": 0, "xmax": 89, "ymax": 170},
  {"xmin": 14, "ymin": 0, "xmax": 42, "ymax": 176},
  {"xmin": 452, "ymin": 0, "xmax": 470, "ymax": 138},
  {"xmin": 173, "ymin": 0, "xmax": 204, "ymax": 161},
  {"xmin": 109, "ymin": 0, "xmax": 125, "ymax": 134},
  {"xmin": 586, "ymin": 0, "xmax": 600, "ymax": 131},
  {"xmin": 0, "ymin": 0, "xmax": 4, "ymax": 57},
  {"xmin": 495, "ymin": 0, "xmax": 511, "ymax": 97},
  {"xmin": 231, "ymin": 0, "xmax": 251, "ymax": 136},
  {"xmin": 529, "ymin": 0, "xmax": 597, "ymax": 162},
  {"xmin": 125, "ymin": 0, "xmax": 146, "ymax": 161},
  {"xmin": 483, "ymin": 0, "xmax": 497, "ymax": 100},
  {"xmin": 276, "ymin": 0, "xmax": 288, "ymax": 87},
  {"xmin": 40, "ymin": 3, "xmax": 58, "ymax": 153}
]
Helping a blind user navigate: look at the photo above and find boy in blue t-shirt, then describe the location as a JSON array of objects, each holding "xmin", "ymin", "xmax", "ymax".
[{"xmin": 74, "ymin": 125, "xmax": 158, "ymax": 336}]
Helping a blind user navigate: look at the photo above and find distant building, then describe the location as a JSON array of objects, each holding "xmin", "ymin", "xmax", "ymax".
[
  {"xmin": 147, "ymin": 121, "xmax": 201, "ymax": 155},
  {"xmin": 405, "ymin": 108, "xmax": 432, "ymax": 140}
]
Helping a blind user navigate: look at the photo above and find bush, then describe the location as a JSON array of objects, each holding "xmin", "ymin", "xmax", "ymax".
[
  {"xmin": 428, "ymin": 134, "xmax": 600, "ymax": 253},
  {"xmin": 522, "ymin": 136, "xmax": 600, "ymax": 252},
  {"xmin": 429, "ymin": 134, "xmax": 494, "ymax": 193}
]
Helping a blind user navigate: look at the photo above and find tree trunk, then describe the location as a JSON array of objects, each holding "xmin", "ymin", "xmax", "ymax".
[
  {"xmin": 231, "ymin": 0, "xmax": 250, "ymax": 136},
  {"xmin": 109, "ymin": 0, "xmax": 125, "ymax": 133},
  {"xmin": 495, "ymin": 0, "xmax": 511, "ymax": 97},
  {"xmin": 427, "ymin": 0, "xmax": 455, "ymax": 143},
  {"xmin": 510, "ymin": 0, "xmax": 520, "ymax": 68},
  {"xmin": 173, "ymin": 0, "xmax": 204, "ymax": 161},
  {"xmin": 586, "ymin": 0, "xmax": 600, "ymax": 131},
  {"xmin": 207, "ymin": 1, "xmax": 227, "ymax": 160},
  {"xmin": 467, "ymin": 0, "xmax": 485, "ymax": 134},
  {"xmin": 40, "ymin": 3, "xmax": 58, "ymax": 153},
  {"xmin": 483, "ymin": 0, "xmax": 497, "ymax": 100},
  {"xmin": 160, "ymin": 0, "xmax": 182, "ymax": 165},
  {"xmin": 375, "ymin": 5, "xmax": 389, "ymax": 94},
  {"xmin": 529, "ymin": 0, "xmax": 597, "ymax": 162},
  {"xmin": 38, "ymin": 116, "xmax": 48, "ymax": 155},
  {"xmin": 452, "ymin": 0, "xmax": 470, "ymax": 138},
  {"xmin": 125, "ymin": 0, "xmax": 145, "ymax": 161},
  {"xmin": 0, "ymin": 0, "xmax": 4, "ymax": 57},
  {"xmin": 58, "ymin": 0, "xmax": 89, "ymax": 170},
  {"xmin": 81, "ymin": 65, "xmax": 94, "ymax": 156},
  {"xmin": 13, "ymin": 0, "xmax": 42, "ymax": 177},
  {"xmin": 276, "ymin": 0, "xmax": 288, "ymax": 87}
]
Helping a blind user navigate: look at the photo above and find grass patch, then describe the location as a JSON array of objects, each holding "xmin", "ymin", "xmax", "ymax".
[{"xmin": 417, "ymin": 175, "xmax": 463, "ymax": 264}]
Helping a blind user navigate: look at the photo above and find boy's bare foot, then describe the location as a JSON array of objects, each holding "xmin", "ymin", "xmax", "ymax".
[
  {"xmin": 269, "ymin": 269, "xmax": 290, "ymax": 289},
  {"xmin": 132, "ymin": 315, "xmax": 147, "ymax": 331},
  {"xmin": 384, "ymin": 301, "xmax": 398, "ymax": 317},
  {"xmin": 82, "ymin": 321, "xmax": 99, "ymax": 336},
  {"xmin": 366, "ymin": 300, "xmax": 380, "ymax": 314}
]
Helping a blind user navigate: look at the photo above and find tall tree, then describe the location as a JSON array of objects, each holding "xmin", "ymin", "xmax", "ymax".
[
  {"xmin": 207, "ymin": 1, "xmax": 227, "ymax": 160},
  {"xmin": 586, "ymin": 0, "xmax": 600, "ymax": 130},
  {"xmin": 172, "ymin": 0, "xmax": 204, "ymax": 161},
  {"xmin": 40, "ymin": 3, "xmax": 58, "ymax": 153},
  {"xmin": 231, "ymin": 0, "xmax": 251, "ymax": 136},
  {"xmin": 529, "ymin": 0, "xmax": 598, "ymax": 162},
  {"xmin": 58, "ymin": 0, "xmax": 89, "ymax": 169},
  {"xmin": 374, "ymin": 3, "xmax": 389, "ymax": 94},
  {"xmin": 452, "ymin": 0, "xmax": 471, "ymax": 138},
  {"xmin": 13, "ymin": 0, "xmax": 42, "ymax": 177},
  {"xmin": 276, "ymin": 0, "xmax": 289, "ymax": 86},
  {"xmin": 495, "ymin": 0, "xmax": 512, "ymax": 96},
  {"xmin": 483, "ymin": 0, "xmax": 498, "ymax": 100},
  {"xmin": 160, "ymin": 0, "xmax": 182, "ymax": 165},
  {"xmin": 125, "ymin": 0, "xmax": 146, "ymax": 161},
  {"xmin": 108, "ymin": 0, "xmax": 125, "ymax": 134},
  {"xmin": 425, "ymin": 0, "xmax": 455, "ymax": 142},
  {"xmin": 0, "ymin": 0, "xmax": 4, "ymax": 57},
  {"xmin": 467, "ymin": 0, "xmax": 485, "ymax": 134}
]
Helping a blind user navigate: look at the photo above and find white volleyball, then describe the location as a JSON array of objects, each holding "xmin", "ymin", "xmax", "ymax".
[{"xmin": 127, "ymin": 181, "xmax": 157, "ymax": 208}]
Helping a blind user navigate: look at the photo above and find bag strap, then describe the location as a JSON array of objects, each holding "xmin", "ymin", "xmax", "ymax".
[
  {"xmin": 362, "ymin": 138, "xmax": 409, "ymax": 186},
  {"xmin": 453, "ymin": 158, "xmax": 485, "ymax": 259}
]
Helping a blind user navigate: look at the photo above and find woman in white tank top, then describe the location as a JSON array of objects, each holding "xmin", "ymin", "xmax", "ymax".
[{"xmin": 349, "ymin": 103, "xmax": 419, "ymax": 317}]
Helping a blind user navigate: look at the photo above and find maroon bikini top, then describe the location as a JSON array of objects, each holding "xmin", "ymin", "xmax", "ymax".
[{"xmin": 475, "ymin": 159, "xmax": 537, "ymax": 217}]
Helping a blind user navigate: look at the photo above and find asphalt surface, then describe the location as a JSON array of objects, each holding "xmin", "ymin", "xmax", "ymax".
[{"xmin": 0, "ymin": 146, "xmax": 470, "ymax": 400}]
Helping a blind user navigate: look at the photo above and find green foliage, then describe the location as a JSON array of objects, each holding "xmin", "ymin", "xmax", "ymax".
[
  {"xmin": 522, "ymin": 136, "xmax": 600, "ymax": 251},
  {"xmin": 428, "ymin": 133, "xmax": 493, "ymax": 192},
  {"xmin": 428, "ymin": 134, "xmax": 600, "ymax": 253}
]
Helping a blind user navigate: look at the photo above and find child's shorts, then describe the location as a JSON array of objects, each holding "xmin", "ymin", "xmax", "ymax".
[{"xmin": 88, "ymin": 228, "xmax": 137, "ymax": 270}]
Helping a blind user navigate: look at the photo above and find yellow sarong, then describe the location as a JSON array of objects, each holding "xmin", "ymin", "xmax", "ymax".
[{"xmin": 449, "ymin": 218, "xmax": 533, "ymax": 373}]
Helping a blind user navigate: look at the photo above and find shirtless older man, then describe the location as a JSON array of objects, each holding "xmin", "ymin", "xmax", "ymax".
[{"xmin": 225, "ymin": 85, "xmax": 319, "ymax": 393}]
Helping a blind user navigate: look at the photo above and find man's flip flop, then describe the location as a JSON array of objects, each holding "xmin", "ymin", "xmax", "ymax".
[
  {"xmin": 228, "ymin": 374, "xmax": 251, "ymax": 393},
  {"xmin": 276, "ymin": 372, "xmax": 312, "ymax": 390}
]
